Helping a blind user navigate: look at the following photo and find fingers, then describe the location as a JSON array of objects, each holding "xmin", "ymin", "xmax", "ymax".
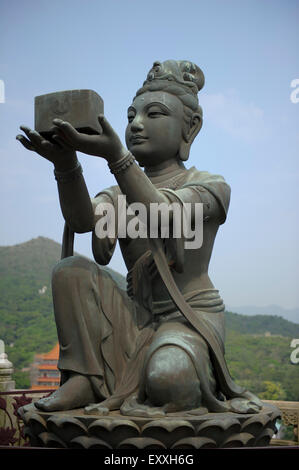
[
  {"xmin": 52, "ymin": 133, "xmax": 73, "ymax": 150},
  {"xmin": 98, "ymin": 114, "xmax": 114, "ymax": 137},
  {"xmin": 28, "ymin": 130, "xmax": 45, "ymax": 147},
  {"xmin": 17, "ymin": 126, "xmax": 55, "ymax": 155},
  {"xmin": 40, "ymin": 139, "xmax": 53, "ymax": 151},
  {"xmin": 19, "ymin": 126, "xmax": 44, "ymax": 147},
  {"xmin": 52, "ymin": 119, "xmax": 80, "ymax": 145},
  {"xmin": 16, "ymin": 134, "xmax": 35, "ymax": 151}
]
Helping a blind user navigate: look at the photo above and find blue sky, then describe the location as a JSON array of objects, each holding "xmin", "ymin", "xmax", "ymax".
[{"xmin": 0, "ymin": 0, "xmax": 298, "ymax": 309}]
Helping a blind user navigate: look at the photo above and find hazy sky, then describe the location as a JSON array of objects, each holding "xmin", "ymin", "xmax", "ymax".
[{"xmin": 1, "ymin": 0, "xmax": 298, "ymax": 309}]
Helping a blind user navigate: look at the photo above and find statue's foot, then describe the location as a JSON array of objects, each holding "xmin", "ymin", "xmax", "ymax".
[
  {"xmin": 120, "ymin": 394, "xmax": 166, "ymax": 418},
  {"xmin": 228, "ymin": 398, "xmax": 261, "ymax": 414},
  {"xmin": 35, "ymin": 373, "xmax": 96, "ymax": 412},
  {"xmin": 84, "ymin": 403, "xmax": 109, "ymax": 416}
]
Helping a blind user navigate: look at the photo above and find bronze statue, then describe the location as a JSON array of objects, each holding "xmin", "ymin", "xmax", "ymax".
[{"xmin": 16, "ymin": 60, "xmax": 262, "ymax": 418}]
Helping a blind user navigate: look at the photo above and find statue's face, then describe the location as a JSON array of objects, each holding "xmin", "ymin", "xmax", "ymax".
[{"xmin": 125, "ymin": 91, "xmax": 184, "ymax": 167}]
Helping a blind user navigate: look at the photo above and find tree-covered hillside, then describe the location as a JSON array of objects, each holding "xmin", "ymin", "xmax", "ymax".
[
  {"xmin": 0, "ymin": 237, "xmax": 61, "ymax": 386},
  {"xmin": 225, "ymin": 310, "xmax": 299, "ymax": 337},
  {"xmin": 225, "ymin": 331, "xmax": 299, "ymax": 401},
  {"xmin": 0, "ymin": 237, "xmax": 298, "ymax": 398}
]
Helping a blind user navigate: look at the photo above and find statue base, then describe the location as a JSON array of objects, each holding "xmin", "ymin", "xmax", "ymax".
[{"xmin": 18, "ymin": 402, "xmax": 280, "ymax": 449}]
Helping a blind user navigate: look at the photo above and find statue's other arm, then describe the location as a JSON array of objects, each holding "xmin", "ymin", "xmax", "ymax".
[
  {"xmin": 55, "ymin": 166, "xmax": 94, "ymax": 233},
  {"xmin": 16, "ymin": 126, "xmax": 98, "ymax": 234}
]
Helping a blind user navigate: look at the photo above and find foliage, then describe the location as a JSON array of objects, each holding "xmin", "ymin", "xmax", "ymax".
[
  {"xmin": 225, "ymin": 310, "xmax": 299, "ymax": 337},
  {"xmin": 259, "ymin": 381, "xmax": 286, "ymax": 400},
  {"xmin": 225, "ymin": 331, "xmax": 299, "ymax": 401},
  {"xmin": 12, "ymin": 371, "xmax": 30, "ymax": 390},
  {"xmin": 0, "ymin": 237, "xmax": 60, "ymax": 384}
]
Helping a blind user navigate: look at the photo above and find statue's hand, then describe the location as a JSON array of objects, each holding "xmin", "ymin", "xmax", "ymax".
[
  {"xmin": 16, "ymin": 126, "xmax": 77, "ymax": 171},
  {"xmin": 52, "ymin": 115, "xmax": 127, "ymax": 161}
]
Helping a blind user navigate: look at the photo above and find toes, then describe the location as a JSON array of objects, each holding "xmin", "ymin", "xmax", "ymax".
[{"xmin": 84, "ymin": 404, "xmax": 109, "ymax": 415}]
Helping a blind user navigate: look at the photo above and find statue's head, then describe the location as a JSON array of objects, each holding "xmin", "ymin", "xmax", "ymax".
[{"xmin": 125, "ymin": 60, "xmax": 205, "ymax": 167}]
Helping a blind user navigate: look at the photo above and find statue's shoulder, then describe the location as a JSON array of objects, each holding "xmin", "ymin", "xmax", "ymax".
[
  {"xmin": 184, "ymin": 166, "xmax": 229, "ymax": 187},
  {"xmin": 183, "ymin": 167, "xmax": 231, "ymax": 223},
  {"xmin": 94, "ymin": 184, "xmax": 121, "ymax": 202}
]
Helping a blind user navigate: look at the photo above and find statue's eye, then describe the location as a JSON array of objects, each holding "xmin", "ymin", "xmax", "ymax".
[
  {"xmin": 147, "ymin": 107, "xmax": 166, "ymax": 118},
  {"xmin": 147, "ymin": 105, "xmax": 168, "ymax": 118},
  {"xmin": 148, "ymin": 111, "xmax": 163, "ymax": 118},
  {"xmin": 127, "ymin": 114, "xmax": 135, "ymax": 123}
]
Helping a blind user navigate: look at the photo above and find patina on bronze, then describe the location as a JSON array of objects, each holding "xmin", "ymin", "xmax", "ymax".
[{"xmin": 16, "ymin": 60, "xmax": 280, "ymax": 447}]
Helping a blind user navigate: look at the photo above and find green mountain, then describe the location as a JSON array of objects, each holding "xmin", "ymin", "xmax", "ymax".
[
  {"xmin": 0, "ymin": 237, "xmax": 298, "ymax": 400},
  {"xmin": 225, "ymin": 310, "xmax": 299, "ymax": 337},
  {"xmin": 0, "ymin": 237, "xmax": 61, "ymax": 379},
  {"xmin": 0, "ymin": 236, "xmax": 63, "ymax": 281},
  {"xmin": 227, "ymin": 304, "xmax": 299, "ymax": 324}
]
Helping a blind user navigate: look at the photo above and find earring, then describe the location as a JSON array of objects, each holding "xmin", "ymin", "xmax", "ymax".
[{"xmin": 179, "ymin": 141, "xmax": 190, "ymax": 161}]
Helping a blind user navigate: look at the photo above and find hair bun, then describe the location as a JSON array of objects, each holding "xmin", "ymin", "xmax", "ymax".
[{"xmin": 145, "ymin": 60, "xmax": 205, "ymax": 95}]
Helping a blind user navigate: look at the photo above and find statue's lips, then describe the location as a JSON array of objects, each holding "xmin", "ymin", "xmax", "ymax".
[{"xmin": 130, "ymin": 136, "xmax": 148, "ymax": 144}]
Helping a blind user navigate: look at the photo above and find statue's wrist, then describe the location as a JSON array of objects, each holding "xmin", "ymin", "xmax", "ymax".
[
  {"xmin": 108, "ymin": 150, "xmax": 135, "ymax": 175},
  {"xmin": 54, "ymin": 153, "xmax": 78, "ymax": 172},
  {"xmin": 54, "ymin": 159, "xmax": 83, "ymax": 183},
  {"xmin": 105, "ymin": 146, "xmax": 129, "ymax": 164}
]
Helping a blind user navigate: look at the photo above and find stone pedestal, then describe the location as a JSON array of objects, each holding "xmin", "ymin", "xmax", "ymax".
[
  {"xmin": 18, "ymin": 402, "xmax": 280, "ymax": 449},
  {"xmin": 0, "ymin": 339, "xmax": 15, "ymax": 392}
]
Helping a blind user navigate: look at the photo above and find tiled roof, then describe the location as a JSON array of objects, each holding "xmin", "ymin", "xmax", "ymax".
[
  {"xmin": 37, "ymin": 377, "xmax": 60, "ymax": 383},
  {"xmin": 31, "ymin": 385, "xmax": 58, "ymax": 390},
  {"xmin": 42, "ymin": 343, "xmax": 59, "ymax": 360},
  {"xmin": 38, "ymin": 364, "xmax": 58, "ymax": 370}
]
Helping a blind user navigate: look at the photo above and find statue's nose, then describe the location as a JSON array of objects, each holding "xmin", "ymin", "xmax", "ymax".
[{"xmin": 130, "ymin": 116, "xmax": 144, "ymax": 132}]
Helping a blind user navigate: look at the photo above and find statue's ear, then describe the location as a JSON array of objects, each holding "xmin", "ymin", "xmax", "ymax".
[{"xmin": 179, "ymin": 113, "xmax": 202, "ymax": 161}]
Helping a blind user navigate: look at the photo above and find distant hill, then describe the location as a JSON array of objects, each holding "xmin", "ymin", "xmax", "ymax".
[
  {"xmin": 227, "ymin": 304, "xmax": 299, "ymax": 324},
  {"xmin": 0, "ymin": 236, "xmax": 126, "ymax": 288},
  {"xmin": 0, "ymin": 236, "xmax": 62, "ymax": 282},
  {"xmin": 0, "ymin": 237, "xmax": 298, "ymax": 399},
  {"xmin": 225, "ymin": 311, "xmax": 299, "ymax": 337}
]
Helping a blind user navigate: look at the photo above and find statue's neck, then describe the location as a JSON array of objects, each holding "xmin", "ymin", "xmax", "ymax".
[{"xmin": 145, "ymin": 159, "xmax": 186, "ymax": 182}]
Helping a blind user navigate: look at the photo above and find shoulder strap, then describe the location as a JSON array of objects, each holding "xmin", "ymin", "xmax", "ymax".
[{"xmin": 61, "ymin": 223, "xmax": 74, "ymax": 259}]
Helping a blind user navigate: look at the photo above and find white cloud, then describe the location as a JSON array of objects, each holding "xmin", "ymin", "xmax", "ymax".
[{"xmin": 200, "ymin": 89, "xmax": 269, "ymax": 142}]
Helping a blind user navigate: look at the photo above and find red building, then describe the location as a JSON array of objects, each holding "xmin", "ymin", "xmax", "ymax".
[{"xmin": 30, "ymin": 343, "xmax": 60, "ymax": 390}]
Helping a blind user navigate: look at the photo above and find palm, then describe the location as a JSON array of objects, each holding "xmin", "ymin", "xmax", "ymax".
[
  {"xmin": 16, "ymin": 126, "xmax": 76, "ymax": 167},
  {"xmin": 51, "ymin": 115, "xmax": 124, "ymax": 160}
]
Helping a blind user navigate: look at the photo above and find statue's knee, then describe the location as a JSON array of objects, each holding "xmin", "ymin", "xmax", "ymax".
[
  {"xmin": 145, "ymin": 346, "xmax": 201, "ymax": 409},
  {"xmin": 52, "ymin": 255, "xmax": 94, "ymax": 286}
]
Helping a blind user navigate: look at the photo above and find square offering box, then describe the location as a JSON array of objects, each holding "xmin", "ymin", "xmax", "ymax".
[{"xmin": 35, "ymin": 89, "xmax": 104, "ymax": 140}]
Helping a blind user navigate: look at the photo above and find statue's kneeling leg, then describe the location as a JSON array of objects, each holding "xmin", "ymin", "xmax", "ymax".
[{"xmin": 144, "ymin": 345, "xmax": 202, "ymax": 411}]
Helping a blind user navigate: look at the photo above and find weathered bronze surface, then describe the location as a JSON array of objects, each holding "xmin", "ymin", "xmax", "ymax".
[{"xmin": 17, "ymin": 60, "xmax": 280, "ymax": 446}]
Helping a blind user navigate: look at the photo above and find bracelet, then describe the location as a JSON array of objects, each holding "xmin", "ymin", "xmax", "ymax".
[
  {"xmin": 108, "ymin": 151, "xmax": 135, "ymax": 175},
  {"xmin": 54, "ymin": 161, "xmax": 83, "ymax": 183}
]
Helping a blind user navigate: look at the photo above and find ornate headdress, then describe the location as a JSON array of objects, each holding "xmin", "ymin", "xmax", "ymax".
[{"xmin": 135, "ymin": 60, "xmax": 205, "ymax": 113}]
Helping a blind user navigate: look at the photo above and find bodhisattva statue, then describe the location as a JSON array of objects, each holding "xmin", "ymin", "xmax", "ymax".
[{"xmin": 16, "ymin": 60, "xmax": 262, "ymax": 417}]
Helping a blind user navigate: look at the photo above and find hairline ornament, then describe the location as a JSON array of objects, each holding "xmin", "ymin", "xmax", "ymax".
[{"xmin": 135, "ymin": 60, "xmax": 205, "ymax": 114}]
